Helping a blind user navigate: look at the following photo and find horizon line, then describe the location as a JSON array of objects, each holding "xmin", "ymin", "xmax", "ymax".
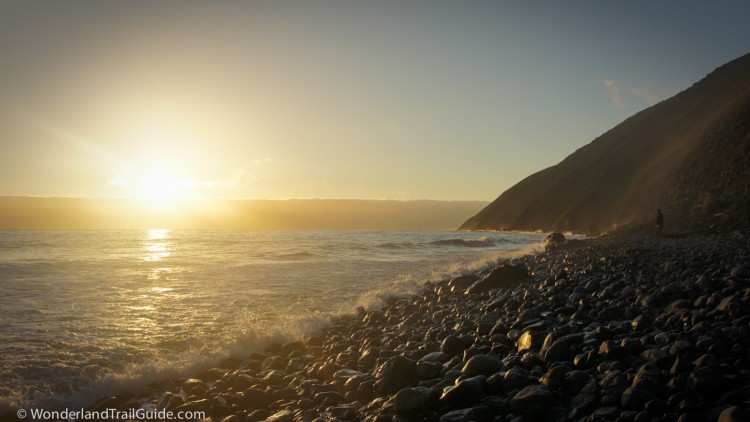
[{"xmin": 0, "ymin": 195, "xmax": 491, "ymax": 203}]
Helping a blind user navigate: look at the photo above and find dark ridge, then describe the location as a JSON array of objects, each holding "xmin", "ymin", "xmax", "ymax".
[{"xmin": 461, "ymin": 52, "xmax": 750, "ymax": 234}]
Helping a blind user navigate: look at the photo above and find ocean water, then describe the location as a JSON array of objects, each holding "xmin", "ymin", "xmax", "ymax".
[{"xmin": 0, "ymin": 229, "xmax": 544, "ymax": 412}]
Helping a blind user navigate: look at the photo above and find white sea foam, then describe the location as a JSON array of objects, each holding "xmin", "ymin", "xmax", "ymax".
[{"xmin": 0, "ymin": 229, "xmax": 544, "ymax": 413}]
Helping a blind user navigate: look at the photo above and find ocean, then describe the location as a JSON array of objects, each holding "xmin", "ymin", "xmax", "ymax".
[{"xmin": 0, "ymin": 229, "xmax": 544, "ymax": 412}]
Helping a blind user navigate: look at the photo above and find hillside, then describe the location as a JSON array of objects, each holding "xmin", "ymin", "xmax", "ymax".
[{"xmin": 461, "ymin": 52, "xmax": 750, "ymax": 234}]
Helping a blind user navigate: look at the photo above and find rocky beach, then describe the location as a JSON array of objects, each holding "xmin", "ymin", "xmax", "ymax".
[
  {"xmin": 3, "ymin": 4, "xmax": 750, "ymax": 422},
  {"xmin": 76, "ymin": 232, "xmax": 750, "ymax": 422}
]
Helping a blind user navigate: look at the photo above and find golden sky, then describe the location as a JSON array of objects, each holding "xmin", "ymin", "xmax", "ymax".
[{"xmin": 1, "ymin": 1, "xmax": 749, "ymax": 205}]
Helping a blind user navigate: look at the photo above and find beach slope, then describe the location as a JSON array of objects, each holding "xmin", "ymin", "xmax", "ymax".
[{"xmin": 76, "ymin": 232, "xmax": 750, "ymax": 421}]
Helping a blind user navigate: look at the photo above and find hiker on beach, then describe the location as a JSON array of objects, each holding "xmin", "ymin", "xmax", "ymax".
[{"xmin": 656, "ymin": 209, "xmax": 664, "ymax": 234}]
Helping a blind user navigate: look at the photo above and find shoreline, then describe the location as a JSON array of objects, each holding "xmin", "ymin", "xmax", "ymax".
[
  {"xmin": 1, "ymin": 231, "xmax": 541, "ymax": 417},
  {"xmin": 12, "ymin": 231, "xmax": 750, "ymax": 421}
]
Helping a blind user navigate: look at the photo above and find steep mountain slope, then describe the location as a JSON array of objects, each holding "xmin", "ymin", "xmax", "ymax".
[{"xmin": 461, "ymin": 52, "xmax": 750, "ymax": 233}]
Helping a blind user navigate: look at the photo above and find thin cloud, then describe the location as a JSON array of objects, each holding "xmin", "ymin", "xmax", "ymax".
[
  {"xmin": 215, "ymin": 168, "xmax": 258, "ymax": 189},
  {"xmin": 183, "ymin": 162, "xmax": 267, "ymax": 190},
  {"xmin": 211, "ymin": 159, "xmax": 270, "ymax": 189},
  {"xmin": 629, "ymin": 85, "xmax": 658, "ymax": 105},
  {"xmin": 600, "ymin": 79, "xmax": 623, "ymax": 107}
]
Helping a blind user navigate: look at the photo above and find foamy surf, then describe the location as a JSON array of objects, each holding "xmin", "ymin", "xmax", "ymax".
[{"xmin": 0, "ymin": 229, "xmax": 544, "ymax": 413}]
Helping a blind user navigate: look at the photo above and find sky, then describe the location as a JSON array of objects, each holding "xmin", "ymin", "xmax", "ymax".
[{"xmin": 1, "ymin": 1, "xmax": 749, "ymax": 202}]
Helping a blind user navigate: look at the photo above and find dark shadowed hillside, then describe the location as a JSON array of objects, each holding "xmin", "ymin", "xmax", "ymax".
[{"xmin": 461, "ymin": 52, "xmax": 750, "ymax": 234}]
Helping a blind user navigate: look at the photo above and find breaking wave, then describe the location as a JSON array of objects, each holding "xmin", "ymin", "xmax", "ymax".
[{"xmin": 0, "ymin": 229, "xmax": 545, "ymax": 415}]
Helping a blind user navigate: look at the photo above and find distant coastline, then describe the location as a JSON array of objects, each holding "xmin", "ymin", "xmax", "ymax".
[{"xmin": 0, "ymin": 197, "xmax": 487, "ymax": 230}]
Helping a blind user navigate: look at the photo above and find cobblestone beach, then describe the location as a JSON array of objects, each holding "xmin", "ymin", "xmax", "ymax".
[{"xmin": 88, "ymin": 233, "xmax": 750, "ymax": 422}]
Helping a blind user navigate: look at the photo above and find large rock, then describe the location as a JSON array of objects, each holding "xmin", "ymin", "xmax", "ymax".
[
  {"xmin": 570, "ymin": 378, "xmax": 599, "ymax": 417},
  {"xmin": 280, "ymin": 340, "xmax": 307, "ymax": 355},
  {"xmin": 440, "ymin": 375, "xmax": 487, "ymax": 407},
  {"xmin": 265, "ymin": 410, "xmax": 293, "ymax": 422},
  {"xmin": 543, "ymin": 333, "xmax": 583, "ymax": 363},
  {"xmin": 544, "ymin": 232, "xmax": 566, "ymax": 252},
  {"xmin": 509, "ymin": 384, "xmax": 554, "ymax": 415},
  {"xmin": 621, "ymin": 388, "xmax": 658, "ymax": 411},
  {"xmin": 373, "ymin": 356, "xmax": 419, "ymax": 395},
  {"xmin": 688, "ymin": 367, "xmax": 723, "ymax": 397},
  {"xmin": 316, "ymin": 362, "xmax": 341, "ymax": 380},
  {"xmin": 417, "ymin": 361, "xmax": 443, "ymax": 379},
  {"xmin": 718, "ymin": 406, "xmax": 750, "ymax": 422},
  {"xmin": 461, "ymin": 354, "xmax": 504, "ymax": 377},
  {"xmin": 394, "ymin": 387, "xmax": 440, "ymax": 415},
  {"xmin": 540, "ymin": 365, "xmax": 568, "ymax": 391},
  {"xmin": 599, "ymin": 370, "xmax": 628, "ymax": 401},
  {"xmin": 503, "ymin": 367, "xmax": 539, "ymax": 392},
  {"xmin": 466, "ymin": 264, "xmax": 529, "ymax": 295},
  {"xmin": 439, "ymin": 406, "xmax": 493, "ymax": 422},
  {"xmin": 517, "ymin": 330, "xmax": 544, "ymax": 352},
  {"xmin": 563, "ymin": 370, "xmax": 593, "ymax": 396},
  {"xmin": 329, "ymin": 405, "xmax": 357, "ymax": 421},
  {"xmin": 157, "ymin": 392, "xmax": 183, "ymax": 411},
  {"xmin": 419, "ymin": 351, "xmax": 450, "ymax": 365},
  {"xmin": 333, "ymin": 369, "xmax": 364, "ymax": 382},
  {"xmin": 631, "ymin": 364, "xmax": 663, "ymax": 395},
  {"xmin": 237, "ymin": 388, "xmax": 270, "ymax": 409},
  {"xmin": 441, "ymin": 335, "xmax": 468, "ymax": 357},
  {"xmin": 260, "ymin": 355, "xmax": 286, "ymax": 371},
  {"xmin": 448, "ymin": 274, "xmax": 480, "ymax": 290}
]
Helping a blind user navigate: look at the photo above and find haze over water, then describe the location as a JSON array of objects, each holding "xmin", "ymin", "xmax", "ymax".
[{"xmin": 0, "ymin": 229, "xmax": 543, "ymax": 412}]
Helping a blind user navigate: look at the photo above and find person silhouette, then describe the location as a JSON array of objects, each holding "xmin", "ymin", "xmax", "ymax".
[{"xmin": 655, "ymin": 209, "xmax": 664, "ymax": 234}]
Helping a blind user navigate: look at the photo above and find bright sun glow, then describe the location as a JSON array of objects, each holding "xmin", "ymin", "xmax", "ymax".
[
  {"xmin": 109, "ymin": 165, "xmax": 203, "ymax": 206},
  {"xmin": 138, "ymin": 168, "xmax": 181, "ymax": 203}
]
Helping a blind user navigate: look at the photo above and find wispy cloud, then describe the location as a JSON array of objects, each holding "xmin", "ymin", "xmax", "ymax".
[
  {"xmin": 600, "ymin": 79, "xmax": 623, "ymax": 107},
  {"xmin": 629, "ymin": 85, "xmax": 658, "ymax": 105},
  {"xmin": 215, "ymin": 168, "xmax": 259, "ymax": 189},
  {"xmin": 108, "ymin": 176, "xmax": 133, "ymax": 187},
  {"xmin": 205, "ymin": 159, "xmax": 270, "ymax": 189}
]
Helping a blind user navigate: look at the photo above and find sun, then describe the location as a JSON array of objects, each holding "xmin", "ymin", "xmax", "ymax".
[
  {"xmin": 138, "ymin": 167, "xmax": 180, "ymax": 203},
  {"xmin": 130, "ymin": 166, "xmax": 204, "ymax": 207},
  {"xmin": 109, "ymin": 161, "xmax": 207, "ymax": 206}
]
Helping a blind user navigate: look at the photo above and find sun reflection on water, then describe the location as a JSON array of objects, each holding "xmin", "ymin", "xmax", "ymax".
[
  {"xmin": 143, "ymin": 229, "xmax": 171, "ymax": 262},
  {"xmin": 147, "ymin": 229, "xmax": 169, "ymax": 240},
  {"xmin": 130, "ymin": 229, "xmax": 180, "ymax": 340}
]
